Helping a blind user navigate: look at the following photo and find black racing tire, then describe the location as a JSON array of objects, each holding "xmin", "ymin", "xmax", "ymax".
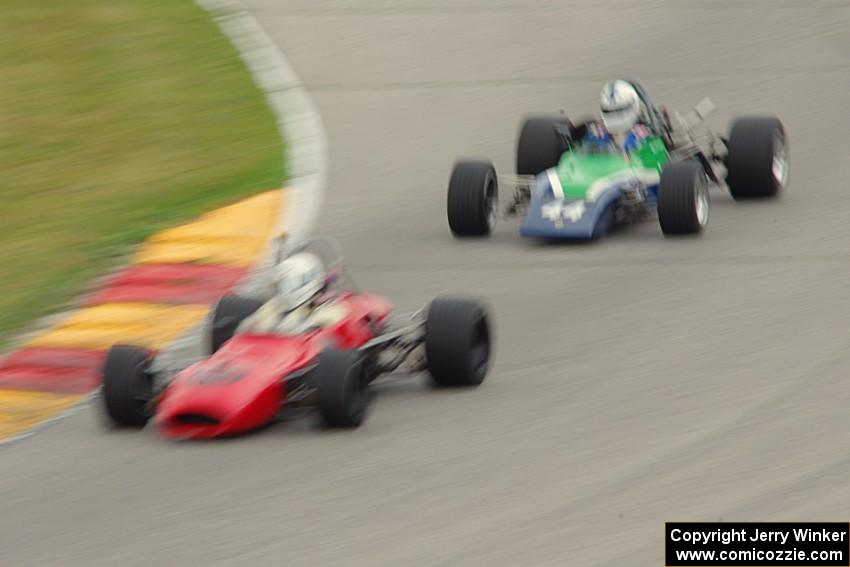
[
  {"xmin": 425, "ymin": 297, "xmax": 491, "ymax": 387},
  {"xmin": 725, "ymin": 117, "xmax": 788, "ymax": 199},
  {"xmin": 102, "ymin": 345, "xmax": 154, "ymax": 428},
  {"xmin": 657, "ymin": 160, "xmax": 709, "ymax": 236},
  {"xmin": 447, "ymin": 160, "xmax": 498, "ymax": 237},
  {"xmin": 207, "ymin": 294, "xmax": 264, "ymax": 354},
  {"xmin": 516, "ymin": 116, "xmax": 570, "ymax": 176},
  {"xmin": 313, "ymin": 349, "xmax": 370, "ymax": 428}
]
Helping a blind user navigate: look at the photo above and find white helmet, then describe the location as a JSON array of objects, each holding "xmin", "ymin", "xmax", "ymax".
[
  {"xmin": 600, "ymin": 80, "xmax": 645, "ymax": 134},
  {"xmin": 274, "ymin": 252, "xmax": 326, "ymax": 312}
]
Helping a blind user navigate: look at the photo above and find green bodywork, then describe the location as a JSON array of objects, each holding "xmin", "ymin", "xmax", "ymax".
[{"xmin": 554, "ymin": 136, "xmax": 670, "ymax": 200}]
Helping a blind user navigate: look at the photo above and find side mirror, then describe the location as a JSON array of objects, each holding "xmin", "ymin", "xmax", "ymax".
[
  {"xmin": 553, "ymin": 123, "xmax": 575, "ymax": 151},
  {"xmin": 554, "ymin": 122, "xmax": 572, "ymax": 139}
]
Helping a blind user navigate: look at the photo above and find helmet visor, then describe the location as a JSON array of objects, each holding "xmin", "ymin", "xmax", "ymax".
[{"xmin": 602, "ymin": 105, "xmax": 639, "ymax": 133}]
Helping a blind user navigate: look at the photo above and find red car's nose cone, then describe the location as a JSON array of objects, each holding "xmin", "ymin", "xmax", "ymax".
[
  {"xmin": 155, "ymin": 379, "xmax": 282, "ymax": 439},
  {"xmin": 155, "ymin": 335, "xmax": 314, "ymax": 439}
]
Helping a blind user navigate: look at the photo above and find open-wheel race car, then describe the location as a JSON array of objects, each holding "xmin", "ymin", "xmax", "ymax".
[
  {"xmin": 447, "ymin": 79, "xmax": 789, "ymax": 240},
  {"xmin": 100, "ymin": 238, "xmax": 492, "ymax": 439}
]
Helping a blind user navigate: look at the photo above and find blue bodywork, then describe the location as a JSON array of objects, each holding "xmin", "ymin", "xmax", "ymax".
[{"xmin": 519, "ymin": 171, "xmax": 659, "ymax": 240}]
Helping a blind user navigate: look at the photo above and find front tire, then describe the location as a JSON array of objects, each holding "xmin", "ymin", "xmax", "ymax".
[
  {"xmin": 447, "ymin": 160, "xmax": 498, "ymax": 237},
  {"xmin": 657, "ymin": 160, "xmax": 709, "ymax": 236},
  {"xmin": 516, "ymin": 116, "xmax": 570, "ymax": 175},
  {"xmin": 313, "ymin": 350, "xmax": 370, "ymax": 428},
  {"xmin": 425, "ymin": 297, "xmax": 491, "ymax": 386},
  {"xmin": 726, "ymin": 117, "xmax": 788, "ymax": 199},
  {"xmin": 102, "ymin": 345, "xmax": 155, "ymax": 428},
  {"xmin": 207, "ymin": 294, "xmax": 264, "ymax": 354}
]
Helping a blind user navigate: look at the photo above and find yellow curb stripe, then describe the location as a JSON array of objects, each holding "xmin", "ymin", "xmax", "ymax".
[
  {"xmin": 0, "ymin": 390, "xmax": 85, "ymax": 441},
  {"xmin": 134, "ymin": 239, "xmax": 269, "ymax": 267},
  {"xmin": 25, "ymin": 303, "xmax": 209, "ymax": 350},
  {"xmin": 134, "ymin": 190, "xmax": 283, "ymax": 266}
]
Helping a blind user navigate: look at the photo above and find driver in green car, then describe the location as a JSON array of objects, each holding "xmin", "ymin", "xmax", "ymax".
[{"xmin": 571, "ymin": 80, "xmax": 655, "ymax": 153}]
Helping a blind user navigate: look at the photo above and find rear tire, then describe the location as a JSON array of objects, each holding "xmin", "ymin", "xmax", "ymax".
[
  {"xmin": 447, "ymin": 160, "xmax": 498, "ymax": 237},
  {"xmin": 102, "ymin": 345, "xmax": 154, "ymax": 428},
  {"xmin": 657, "ymin": 160, "xmax": 709, "ymax": 236},
  {"xmin": 313, "ymin": 350, "xmax": 370, "ymax": 428},
  {"xmin": 425, "ymin": 297, "xmax": 491, "ymax": 386},
  {"xmin": 726, "ymin": 117, "xmax": 787, "ymax": 199},
  {"xmin": 516, "ymin": 116, "xmax": 570, "ymax": 176},
  {"xmin": 207, "ymin": 294, "xmax": 263, "ymax": 354}
]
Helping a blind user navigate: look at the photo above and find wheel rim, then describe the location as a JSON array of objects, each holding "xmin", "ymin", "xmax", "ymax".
[
  {"xmin": 470, "ymin": 317, "xmax": 490, "ymax": 379},
  {"xmin": 485, "ymin": 178, "xmax": 497, "ymax": 229},
  {"xmin": 130, "ymin": 359, "xmax": 153, "ymax": 418},
  {"xmin": 695, "ymin": 177, "xmax": 709, "ymax": 227},
  {"xmin": 772, "ymin": 134, "xmax": 789, "ymax": 188}
]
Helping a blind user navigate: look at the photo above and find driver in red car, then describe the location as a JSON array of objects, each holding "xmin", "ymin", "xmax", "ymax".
[{"xmin": 240, "ymin": 252, "xmax": 348, "ymax": 334}]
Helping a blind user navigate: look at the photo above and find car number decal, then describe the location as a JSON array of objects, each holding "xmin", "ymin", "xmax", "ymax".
[{"xmin": 542, "ymin": 200, "xmax": 587, "ymax": 226}]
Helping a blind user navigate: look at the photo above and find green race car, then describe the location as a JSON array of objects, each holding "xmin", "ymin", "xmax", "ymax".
[{"xmin": 446, "ymin": 79, "xmax": 788, "ymax": 240}]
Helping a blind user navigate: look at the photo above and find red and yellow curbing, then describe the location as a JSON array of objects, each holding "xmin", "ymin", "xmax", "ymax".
[
  {"xmin": 0, "ymin": 189, "xmax": 285, "ymax": 442},
  {"xmin": 134, "ymin": 191, "xmax": 281, "ymax": 266},
  {"xmin": 25, "ymin": 303, "xmax": 210, "ymax": 351},
  {"xmin": 0, "ymin": 390, "xmax": 83, "ymax": 441}
]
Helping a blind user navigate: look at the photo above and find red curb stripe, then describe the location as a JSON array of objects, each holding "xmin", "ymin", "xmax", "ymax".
[
  {"xmin": 0, "ymin": 348, "xmax": 105, "ymax": 394},
  {"xmin": 89, "ymin": 264, "xmax": 247, "ymax": 305}
]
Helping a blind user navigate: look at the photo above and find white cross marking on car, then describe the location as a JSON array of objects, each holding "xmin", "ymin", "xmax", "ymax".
[{"xmin": 542, "ymin": 201, "xmax": 586, "ymax": 225}]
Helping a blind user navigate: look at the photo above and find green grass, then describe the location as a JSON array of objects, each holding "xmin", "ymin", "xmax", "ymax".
[{"xmin": 0, "ymin": 1, "xmax": 284, "ymax": 347}]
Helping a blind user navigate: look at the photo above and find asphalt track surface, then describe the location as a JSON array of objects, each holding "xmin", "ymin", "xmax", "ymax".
[{"xmin": 3, "ymin": 1, "xmax": 850, "ymax": 565}]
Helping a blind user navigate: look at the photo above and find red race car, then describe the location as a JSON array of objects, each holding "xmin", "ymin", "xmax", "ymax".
[{"xmin": 100, "ymin": 238, "xmax": 492, "ymax": 439}]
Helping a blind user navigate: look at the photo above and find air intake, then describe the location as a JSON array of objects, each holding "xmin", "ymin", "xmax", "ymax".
[{"xmin": 174, "ymin": 413, "xmax": 220, "ymax": 425}]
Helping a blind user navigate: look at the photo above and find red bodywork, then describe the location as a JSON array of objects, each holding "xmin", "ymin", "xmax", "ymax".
[{"xmin": 155, "ymin": 292, "xmax": 392, "ymax": 439}]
